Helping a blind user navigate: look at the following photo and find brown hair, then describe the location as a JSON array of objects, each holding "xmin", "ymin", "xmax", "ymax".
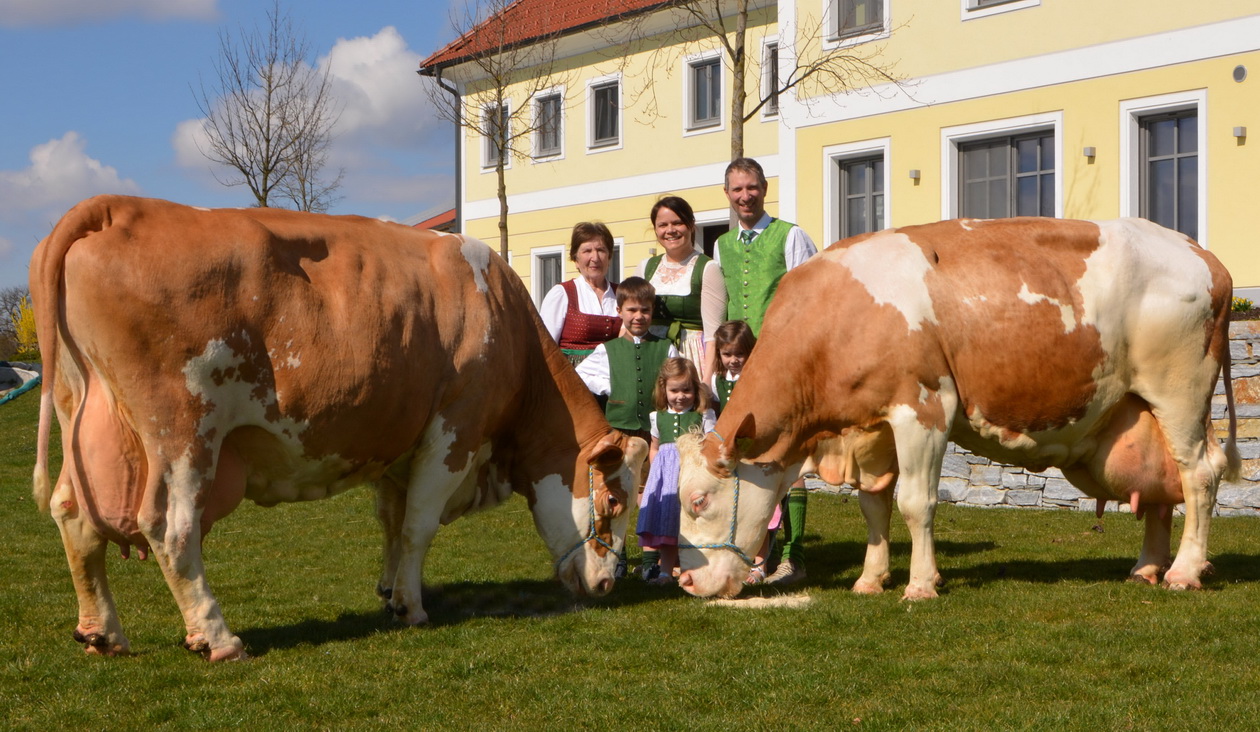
[
  {"xmin": 652, "ymin": 357, "xmax": 711, "ymax": 413},
  {"xmin": 723, "ymin": 157, "xmax": 767, "ymax": 189},
  {"xmin": 650, "ymin": 195, "xmax": 697, "ymax": 229},
  {"xmin": 713, "ymin": 319, "xmax": 757, "ymax": 355},
  {"xmin": 615, "ymin": 276, "xmax": 655, "ymax": 309},
  {"xmin": 569, "ymin": 221, "xmax": 614, "ymax": 261}
]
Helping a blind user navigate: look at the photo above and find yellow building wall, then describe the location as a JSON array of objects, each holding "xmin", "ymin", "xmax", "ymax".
[{"xmin": 792, "ymin": 49, "xmax": 1260, "ymax": 285}]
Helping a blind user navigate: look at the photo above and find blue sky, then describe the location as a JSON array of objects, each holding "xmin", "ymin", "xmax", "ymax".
[{"xmin": 0, "ymin": 0, "xmax": 462, "ymax": 289}]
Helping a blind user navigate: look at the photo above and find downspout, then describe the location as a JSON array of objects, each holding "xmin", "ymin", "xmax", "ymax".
[{"xmin": 418, "ymin": 65, "xmax": 462, "ymax": 232}]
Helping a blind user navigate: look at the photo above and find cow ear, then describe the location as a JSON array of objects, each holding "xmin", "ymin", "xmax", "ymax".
[{"xmin": 587, "ymin": 433, "xmax": 625, "ymax": 469}]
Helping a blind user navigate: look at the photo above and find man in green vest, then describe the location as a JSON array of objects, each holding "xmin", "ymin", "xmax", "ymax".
[{"xmin": 714, "ymin": 157, "xmax": 817, "ymax": 587}]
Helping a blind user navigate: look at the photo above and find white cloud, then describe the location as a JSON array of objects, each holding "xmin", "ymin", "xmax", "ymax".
[
  {"xmin": 0, "ymin": 235, "xmax": 13, "ymax": 259},
  {"xmin": 172, "ymin": 26, "xmax": 454, "ymax": 214},
  {"xmin": 322, "ymin": 27, "xmax": 445, "ymax": 148},
  {"xmin": 0, "ymin": 132, "xmax": 142, "ymax": 222},
  {"xmin": 0, "ymin": 0, "xmax": 217, "ymax": 27}
]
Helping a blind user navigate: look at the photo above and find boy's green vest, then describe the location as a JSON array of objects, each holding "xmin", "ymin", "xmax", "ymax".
[
  {"xmin": 717, "ymin": 218, "xmax": 795, "ymax": 336},
  {"xmin": 605, "ymin": 336, "xmax": 673, "ymax": 432},
  {"xmin": 655, "ymin": 409, "xmax": 704, "ymax": 445},
  {"xmin": 643, "ymin": 254, "xmax": 710, "ymax": 337}
]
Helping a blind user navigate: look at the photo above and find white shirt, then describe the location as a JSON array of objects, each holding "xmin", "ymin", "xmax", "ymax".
[
  {"xmin": 713, "ymin": 212, "xmax": 817, "ymax": 272},
  {"xmin": 538, "ymin": 277, "xmax": 619, "ymax": 343},
  {"xmin": 650, "ymin": 407, "xmax": 718, "ymax": 440},
  {"xmin": 635, "ymin": 251, "xmax": 728, "ymax": 340},
  {"xmin": 575, "ymin": 336, "xmax": 681, "ymax": 397}
]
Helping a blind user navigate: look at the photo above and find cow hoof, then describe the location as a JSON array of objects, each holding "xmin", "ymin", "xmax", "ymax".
[
  {"xmin": 852, "ymin": 579, "xmax": 885, "ymax": 595},
  {"xmin": 376, "ymin": 583, "xmax": 393, "ymax": 600},
  {"xmin": 1128, "ymin": 571, "xmax": 1159, "ymax": 586},
  {"xmin": 208, "ymin": 638, "xmax": 248, "ymax": 662},
  {"xmin": 392, "ymin": 603, "xmax": 408, "ymax": 618},
  {"xmin": 1162, "ymin": 577, "xmax": 1202, "ymax": 591},
  {"xmin": 901, "ymin": 586, "xmax": 939, "ymax": 601},
  {"xmin": 1201, "ymin": 561, "xmax": 1216, "ymax": 577},
  {"xmin": 183, "ymin": 635, "xmax": 210, "ymax": 653}
]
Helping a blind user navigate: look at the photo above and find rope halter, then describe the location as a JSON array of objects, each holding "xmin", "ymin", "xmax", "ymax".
[
  {"xmin": 555, "ymin": 466, "xmax": 624, "ymax": 572},
  {"xmin": 676, "ymin": 435, "xmax": 763, "ymax": 568}
]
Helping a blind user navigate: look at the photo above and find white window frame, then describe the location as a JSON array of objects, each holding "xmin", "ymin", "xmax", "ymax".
[
  {"xmin": 761, "ymin": 36, "xmax": 781, "ymax": 120},
  {"xmin": 824, "ymin": 0, "xmax": 890, "ymax": 49},
  {"xmin": 532, "ymin": 87, "xmax": 565, "ymax": 161},
  {"xmin": 481, "ymin": 101, "xmax": 511, "ymax": 172},
  {"xmin": 587, "ymin": 74, "xmax": 623, "ymax": 153},
  {"xmin": 609, "ymin": 237, "xmax": 625, "ymax": 283},
  {"xmin": 531, "ymin": 244, "xmax": 566, "ymax": 306},
  {"xmin": 1119, "ymin": 90, "xmax": 1208, "ymax": 245},
  {"xmin": 960, "ymin": 0, "xmax": 1040, "ymax": 21},
  {"xmin": 940, "ymin": 112, "xmax": 1063, "ymax": 220},
  {"xmin": 684, "ymin": 50, "xmax": 724, "ymax": 134},
  {"xmin": 824, "ymin": 138, "xmax": 892, "ymax": 243}
]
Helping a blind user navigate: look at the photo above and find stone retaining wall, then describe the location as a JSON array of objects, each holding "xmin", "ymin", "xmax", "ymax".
[{"xmin": 809, "ymin": 321, "xmax": 1260, "ymax": 516}]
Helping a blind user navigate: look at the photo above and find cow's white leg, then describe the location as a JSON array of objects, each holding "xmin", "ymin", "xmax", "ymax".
[
  {"xmin": 388, "ymin": 424, "xmax": 477, "ymax": 626},
  {"xmin": 1163, "ymin": 450, "xmax": 1220, "ymax": 590},
  {"xmin": 49, "ymin": 470, "xmax": 129, "ymax": 656},
  {"xmin": 853, "ymin": 487, "xmax": 894, "ymax": 594},
  {"xmin": 138, "ymin": 457, "xmax": 245, "ymax": 662},
  {"xmin": 1131, "ymin": 507, "xmax": 1173, "ymax": 585},
  {"xmin": 374, "ymin": 475, "xmax": 405, "ymax": 605},
  {"xmin": 888, "ymin": 401, "xmax": 952, "ymax": 601}
]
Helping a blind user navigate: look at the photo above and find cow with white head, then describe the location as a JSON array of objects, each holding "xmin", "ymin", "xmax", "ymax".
[
  {"xmin": 677, "ymin": 217, "xmax": 1238, "ymax": 599},
  {"xmin": 31, "ymin": 195, "xmax": 646, "ymax": 661}
]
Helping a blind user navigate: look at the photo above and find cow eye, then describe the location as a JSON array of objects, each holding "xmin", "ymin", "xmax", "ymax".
[
  {"xmin": 689, "ymin": 492, "xmax": 709, "ymax": 516},
  {"xmin": 607, "ymin": 494, "xmax": 619, "ymax": 509}
]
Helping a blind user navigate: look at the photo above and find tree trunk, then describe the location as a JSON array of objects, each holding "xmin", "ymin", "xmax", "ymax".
[
  {"xmin": 730, "ymin": 0, "xmax": 749, "ymax": 161},
  {"xmin": 496, "ymin": 160, "xmax": 509, "ymax": 258}
]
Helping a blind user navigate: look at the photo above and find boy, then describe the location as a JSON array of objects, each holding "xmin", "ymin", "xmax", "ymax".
[{"xmin": 575, "ymin": 277, "xmax": 679, "ymax": 440}]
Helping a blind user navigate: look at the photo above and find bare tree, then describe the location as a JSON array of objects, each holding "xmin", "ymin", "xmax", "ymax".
[
  {"xmin": 193, "ymin": 0, "xmax": 342, "ymax": 211},
  {"xmin": 629, "ymin": 0, "xmax": 908, "ymax": 161},
  {"xmin": 422, "ymin": 0, "xmax": 574, "ymax": 257},
  {"xmin": 0, "ymin": 286, "xmax": 27, "ymax": 359}
]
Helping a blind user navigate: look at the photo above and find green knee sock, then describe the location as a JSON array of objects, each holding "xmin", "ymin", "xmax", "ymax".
[
  {"xmin": 781, "ymin": 487, "xmax": 808, "ymax": 563},
  {"xmin": 640, "ymin": 549, "xmax": 660, "ymax": 568}
]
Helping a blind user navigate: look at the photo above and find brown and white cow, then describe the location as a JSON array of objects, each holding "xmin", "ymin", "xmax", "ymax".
[
  {"xmin": 675, "ymin": 217, "xmax": 1239, "ymax": 600},
  {"xmin": 30, "ymin": 195, "xmax": 646, "ymax": 661}
]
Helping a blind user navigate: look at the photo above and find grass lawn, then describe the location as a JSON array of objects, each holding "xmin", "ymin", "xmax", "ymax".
[{"xmin": 3, "ymin": 388, "xmax": 1260, "ymax": 730}]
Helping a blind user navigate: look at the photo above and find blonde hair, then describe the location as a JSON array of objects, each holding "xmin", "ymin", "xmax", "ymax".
[{"xmin": 652, "ymin": 357, "xmax": 710, "ymax": 412}]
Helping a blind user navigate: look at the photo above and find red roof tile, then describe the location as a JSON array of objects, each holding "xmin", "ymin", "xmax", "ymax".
[
  {"xmin": 413, "ymin": 208, "xmax": 457, "ymax": 231},
  {"xmin": 420, "ymin": 0, "xmax": 669, "ymax": 71}
]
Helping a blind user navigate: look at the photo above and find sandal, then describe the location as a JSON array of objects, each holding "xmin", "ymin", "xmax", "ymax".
[
  {"xmin": 648, "ymin": 574, "xmax": 676, "ymax": 586},
  {"xmin": 744, "ymin": 565, "xmax": 767, "ymax": 585}
]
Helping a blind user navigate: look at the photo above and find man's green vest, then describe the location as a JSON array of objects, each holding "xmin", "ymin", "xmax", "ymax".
[
  {"xmin": 644, "ymin": 253, "xmax": 710, "ymax": 335},
  {"xmin": 717, "ymin": 218, "xmax": 795, "ymax": 336},
  {"xmin": 604, "ymin": 336, "xmax": 673, "ymax": 432},
  {"xmin": 655, "ymin": 409, "xmax": 704, "ymax": 445}
]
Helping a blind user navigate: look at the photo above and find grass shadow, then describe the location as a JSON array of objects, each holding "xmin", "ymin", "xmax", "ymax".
[{"xmin": 236, "ymin": 574, "xmax": 670, "ymax": 656}]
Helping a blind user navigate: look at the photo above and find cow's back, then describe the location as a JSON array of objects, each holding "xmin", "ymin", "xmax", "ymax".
[{"xmin": 39, "ymin": 195, "xmax": 537, "ymax": 506}]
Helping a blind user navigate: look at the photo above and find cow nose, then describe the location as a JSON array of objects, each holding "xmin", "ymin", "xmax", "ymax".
[
  {"xmin": 678, "ymin": 571, "xmax": 694, "ymax": 589},
  {"xmin": 595, "ymin": 577, "xmax": 612, "ymax": 595}
]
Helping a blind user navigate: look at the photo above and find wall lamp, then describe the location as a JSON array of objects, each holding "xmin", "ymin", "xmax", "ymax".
[
  {"xmin": 1082, "ymin": 146, "xmax": 1096, "ymax": 158},
  {"xmin": 908, "ymin": 169, "xmax": 921, "ymax": 181}
]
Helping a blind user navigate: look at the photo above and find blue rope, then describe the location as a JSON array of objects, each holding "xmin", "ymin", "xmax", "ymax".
[
  {"xmin": 677, "ymin": 470, "xmax": 763, "ymax": 568},
  {"xmin": 555, "ymin": 466, "xmax": 625, "ymax": 572}
]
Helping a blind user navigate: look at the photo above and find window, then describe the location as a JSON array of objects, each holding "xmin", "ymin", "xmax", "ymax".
[
  {"xmin": 535, "ymin": 93, "xmax": 562, "ymax": 158},
  {"xmin": 591, "ymin": 81, "xmax": 620, "ymax": 148},
  {"xmin": 834, "ymin": 0, "xmax": 884, "ymax": 39},
  {"xmin": 483, "ymin": 103, "xmax": 509, "ymax": 168},
  {"xmin": 763, "ymin": 42, "xmax": 780, "ymax": 117},
  {"xmin": 689, "ymin": 57, "xmax": 721, "ymax": 129},
  {"xmin": 959, "ymin": 132, "xmax": 1054, "ymax": 218},
  {"xmin": 962, "ymin": 0, "xmax": 1040, "ymax": 20},
  {"xmin": 609, "ymin": 239, "xmax": 623, "ymax": 284},
  {"xmin": 1140, "ymin": 110, "xmax": 1198, "ymax": 239},
  {"xmin": 840, "ymin": 156, "xmax": 885, "ymax": 237},
  {"xmin": 533, "ymin": 248, "xmax": 564, "ymax": 305}
]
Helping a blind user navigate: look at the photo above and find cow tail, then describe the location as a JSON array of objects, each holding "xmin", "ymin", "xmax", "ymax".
[
  {"xmin": 30, "ymin": 196, "xmax": 112, "ymax": 513},
  {"xmin": 1222, "ymin": 348, "xmax": 1242, "ymax": 483}
]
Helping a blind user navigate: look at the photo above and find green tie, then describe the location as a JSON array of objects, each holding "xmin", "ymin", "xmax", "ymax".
[{"xmin": 740, "ymin": 229, "xmax": 755, "ymax": 245}]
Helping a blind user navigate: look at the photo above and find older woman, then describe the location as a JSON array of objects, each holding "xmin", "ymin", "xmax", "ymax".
[
  {"xmin": 539, "ymin": 221, "xmax": 623, "ymax": 365},
  {"xmin": 636, "ymin": 196, "xmax": 727, "ymax": 381}
]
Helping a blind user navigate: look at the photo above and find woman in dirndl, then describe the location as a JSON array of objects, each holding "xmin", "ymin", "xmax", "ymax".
[
  {"xmin": 539, "ymin": 222, "xmax": 623, "ymax": 365},
  {"xmin": 636, "ymin": 196, "xmax": 727, "ymax": 382}
]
